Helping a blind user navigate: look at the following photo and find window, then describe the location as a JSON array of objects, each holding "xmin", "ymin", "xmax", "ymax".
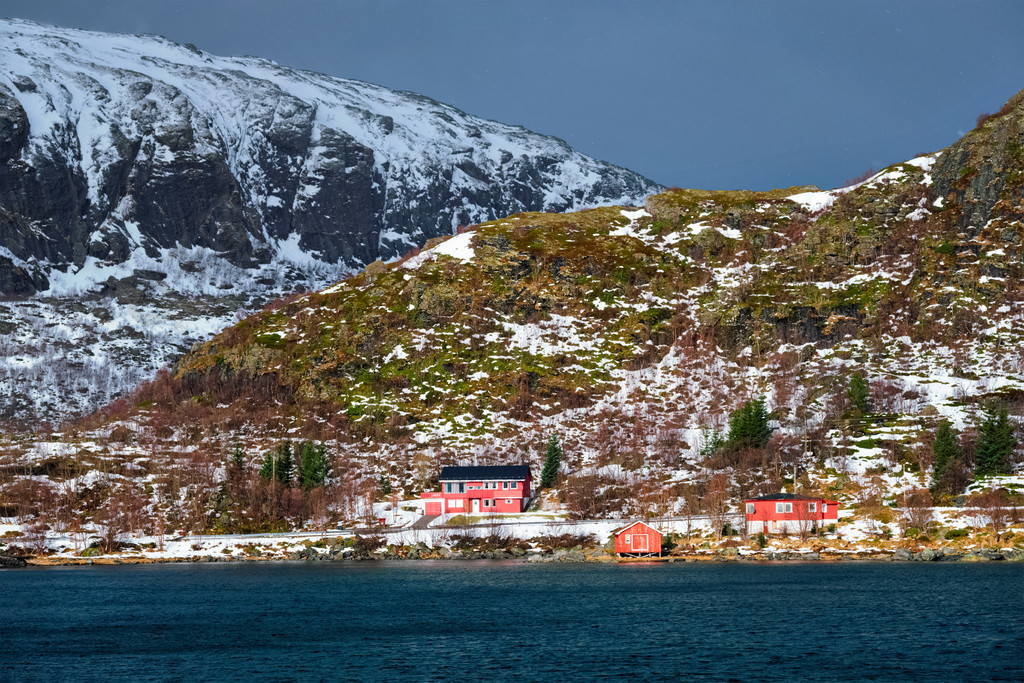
[
  {"xmin": 784, "ymin": 503, "xmax": 793, "ymax": 513},
  {"xmin": 822, "ymin": 504, "xmax": 827, "ymax": 513},
  {"xmin": 775, "ymin": 502, "xmax": 784, "ymax": 513},
  {"xmin": 502, "ymin": 481, "xmax": 508, "ymax": 490},
  {"xmin": 457, "ymin": 483, "xmax": 465, "ymax": 493},
  {"xmin": 444, "ymin": 483, "xmax": 453, "ymax": 493},
  {"xmin": 746, "ymin": 503, "xmax": 755, "ymax": 514},
  {"xmin": 808, "ymin": 502, "xmax": 817, "ymax": 512},
  {"xmin": 483, "ymin": 499, "xmax": 493, "ymax": 508},
  {"xmin": 451, "ymin": 499, "xmax": 463, "ymax": 509},
  {"xmin": 506, "ymin": 499, "xmax": 512, "ymax": 504},
  {"xmin": 624, "ymin": 535, "xmax": 631, "ymax": 543},
  {"xmin": 509, "ymin": 481, "xmax": 517, "ymax": 489}
]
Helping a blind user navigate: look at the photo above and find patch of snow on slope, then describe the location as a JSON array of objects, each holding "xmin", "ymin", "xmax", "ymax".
[
  {"xmin": 905, "ymin": 154, "xmax": 937, "ymax": 171},
  {"xmin": 401, "ymin": 231, "xmax": 476, "ymax": 270},
  {"xmin": 609, "ymin": 209, "xmax": 653, "ymax": 241},
  {"xmin": 786, "ymin": 191, "xmax": 836, "ymax": 213}
]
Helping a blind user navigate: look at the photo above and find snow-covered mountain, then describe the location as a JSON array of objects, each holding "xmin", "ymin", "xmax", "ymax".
[{"xmin": 0, "ymin": 19, "xmax": 659, "ymax": 420}]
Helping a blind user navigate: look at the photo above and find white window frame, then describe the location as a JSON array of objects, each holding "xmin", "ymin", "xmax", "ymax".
[
  {"xmin": 822, "ymin": 503, "xmax": 827, "ymax": 513},
  {"xmin": 505, "ymin": 499, "xmax": 512, "ymax": 504},
  {"xmin": 746, "ymin": 503, "xmax": 755, "ymax": 514},
  {"xmin": 775, "ymin": 502, "xmax": 784, "ymax": 513},
  {"xmin": 784, "ymin": 503, "xmax": 793, "ymax": 513},
  {"xmin": 808, "ymin": 502, "xmax": 817, "ymax": 513}
]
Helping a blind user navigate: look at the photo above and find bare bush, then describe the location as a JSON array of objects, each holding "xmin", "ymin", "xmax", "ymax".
[
  {"xmin": 899, "ymin": 488, "xmax": 934, "ymax": 536},
  {"xmin": 967, "ymin": 490, "xmax": 1012, "ymax": 542}
]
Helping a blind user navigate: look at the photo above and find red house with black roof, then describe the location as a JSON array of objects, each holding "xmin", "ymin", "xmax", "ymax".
[
  {"xmin": 421, "ymin": 465, "xmax": 532, "ymax": 515},
  {"xmin": 745, "ymin": 493, "xmax": 839, "ymax": 535}
]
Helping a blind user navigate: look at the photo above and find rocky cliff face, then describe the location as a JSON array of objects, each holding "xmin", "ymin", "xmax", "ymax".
[
  {"xmin": 0, "ymin": 19, "xmax": 660, "ymax": 421},
  {"xmin": 931, "ymin": 88, "xmax": 1024, "ymax": 233},
  {"xmin": 0, "ymin": 19, "xmax": 659, "ymax": 296}
]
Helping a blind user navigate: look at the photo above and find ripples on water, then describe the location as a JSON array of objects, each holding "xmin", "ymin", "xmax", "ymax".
[{"xmin": 4, "ymin": 561, "xmax": 1022, "ymax": 681}]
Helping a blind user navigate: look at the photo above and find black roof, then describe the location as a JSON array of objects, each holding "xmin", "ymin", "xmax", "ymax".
[
  {"xmin": 748, "ymin": 493, "xmax": 819, "ymax": 501},
  {"xmin": 439, "ymin": 465, "xmax": 530, "ymax": 481}
]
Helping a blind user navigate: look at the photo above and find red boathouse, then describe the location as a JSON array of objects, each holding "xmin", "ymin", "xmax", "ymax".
[
  {"xmin": 421, "ymin": 465, "xmax": 532, "ymax": 515},
  {"xmin": 613, "ymin": 521, "xmax": 662, "ymax": 557},
  {"xmin": 744, "ymin": 493, "xmax": 839, "ymax": 535}
]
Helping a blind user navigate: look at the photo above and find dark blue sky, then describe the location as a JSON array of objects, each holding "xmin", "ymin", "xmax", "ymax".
[{"xmin": 4, "ymin": 0, "xmax": 1023, "ymax": 190}]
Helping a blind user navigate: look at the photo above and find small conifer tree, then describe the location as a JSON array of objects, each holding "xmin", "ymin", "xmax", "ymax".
[
  {"xmin": 298, "ymin": 441, "xmax": 330, "ymax": 490},
  {"xmin": 229, "ymin": 443, "xmax": 246, "ymax": 471},
  {"xmin": 847, "ymin": 373, "xmax": 870, "ymax": 414},
  {"xmin": 974, "ymin": 404, "xmax": 1015, "ymax": 477},
  {"xmin": 275, "ymin": 441, "xmax": 294, "ymax": 487},
  {"xmin": 258, "ymin": 451, "xmax": 276, "ymax": 482},
  {"xmin": 699, "ymin": 428, "xmax": 725, "ymax": 457},
  {"xmin": 931, "ymin": 420, "xmax": 965, "ymax": 494},
  {"xmin": 379, "ymin": 473, "xmax": 393, "ymax": 497},
  {"xmin": 541, "ymin": 434, "xmax": 562, "ymax": 488}
]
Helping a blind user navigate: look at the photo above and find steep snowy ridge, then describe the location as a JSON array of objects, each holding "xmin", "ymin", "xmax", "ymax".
[
  {"xmin": 0, "ymin": 19, "xmax": 659, "ymax": 420},
  {"xmin": 0, "ymin": 18, "xmax": 657, "ymax": 280}
]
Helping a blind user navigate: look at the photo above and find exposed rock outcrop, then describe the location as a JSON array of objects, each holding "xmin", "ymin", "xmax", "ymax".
[{"xmin": 931, "ymin": 89, "xmax": 1024, "ymax": 233}]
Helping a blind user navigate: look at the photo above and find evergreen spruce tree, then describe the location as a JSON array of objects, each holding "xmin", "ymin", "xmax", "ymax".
[
  {"xmin": 258, "ymin": 451, "xmax": 276, "ymax": 481},
  {"xmin": 974, "ymin": 404, "xmax": 1015, "ymax": 477},
  {"xmin": 379, "ymin": 473, "xmax": 392, "ymax": 497},
  {"xmin": 229, "ymin": 442, "xmax": 246, "ymax": 471},
  {"xmin": 931, "ymin": 420, "xmax": 963, "ymax": 493},
  {"xmin": 274, "ymin": 441, "xmax": 294, "ymax": 487},
  {"xmin": 540, "ymin": 434, "xmax": 562, "ymax": 488},
  {"xmin": 847, "ymin": 373, "xmax": 870, "ymax": 414},
  {"xmin": 699, "ymin": 428, "xmax": 725, "ymax": 457},
  {"xmin": 726, "ymin": 397, "xmax": 772, "ymax": 450},
  {"xmin": 298, "ymin": 442, "xmax": 330, "ymax": 490}
]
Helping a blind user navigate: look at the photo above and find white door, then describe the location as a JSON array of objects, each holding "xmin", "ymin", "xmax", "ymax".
[{"xmin": 472, "ymin": 499, "xmax": 480, "ymax": 513}]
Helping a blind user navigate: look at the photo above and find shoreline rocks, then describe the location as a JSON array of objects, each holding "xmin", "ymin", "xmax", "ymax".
[
  {"xmin": 20, "ymin": 545, "xmax": 1024, "ymax": 567},
  {"xmin": 0, "ymin": 554, "xmax": 28, "ymax": 568}
]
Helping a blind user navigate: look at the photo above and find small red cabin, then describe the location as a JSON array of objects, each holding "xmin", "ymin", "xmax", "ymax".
[
  {"xmin": 613, "ymin": 521, "xmax": 662, "ymax": 557},
  {"xmin": 745, "ymin": 493, "xmax": 839, "ymax": 535}
]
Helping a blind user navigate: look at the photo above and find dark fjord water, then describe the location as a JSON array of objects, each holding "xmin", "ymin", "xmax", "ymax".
[{"xmin": 3, "ymin": 561, "xmax": 1022, "ymax": 681}]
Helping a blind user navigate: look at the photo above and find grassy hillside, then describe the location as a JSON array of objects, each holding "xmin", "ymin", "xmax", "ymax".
[{"xmin": 2, "ymin": 89, "xmax": 1023, "ymax": 549}]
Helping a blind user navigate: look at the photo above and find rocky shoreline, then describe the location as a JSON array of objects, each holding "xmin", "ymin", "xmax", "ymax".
[{"xmin": 9, "ymin": 546, "xmax": 1024, "ymax": 567}]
